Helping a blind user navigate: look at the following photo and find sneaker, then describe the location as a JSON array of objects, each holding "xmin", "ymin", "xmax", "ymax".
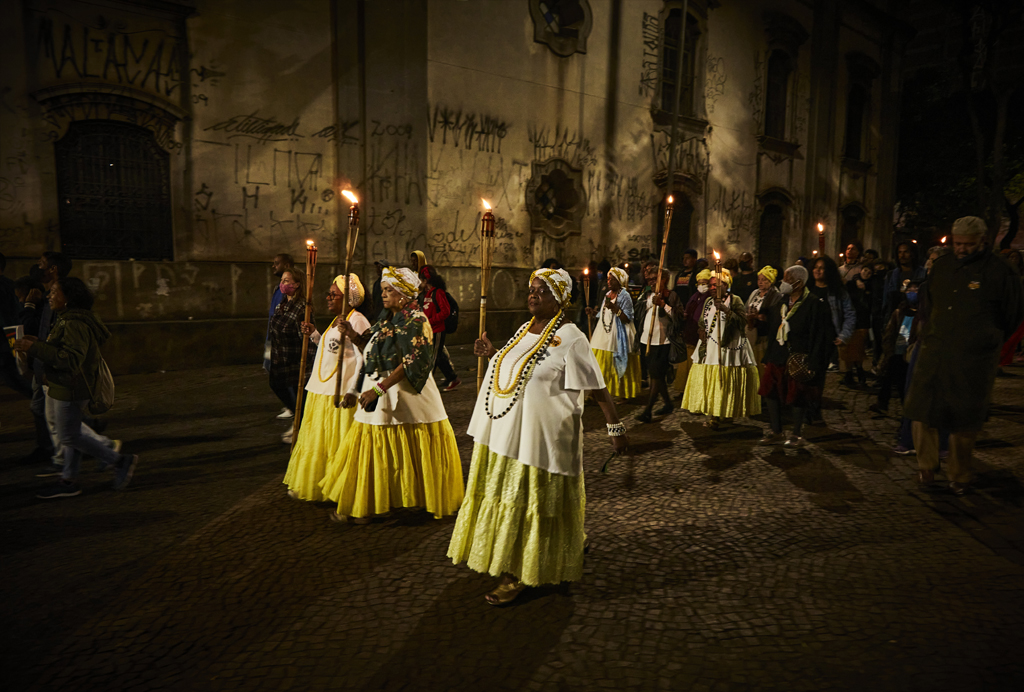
[
  {"xmin": 35, "ymin": 464, "xmax": 64, "ymax": 478},
  {"xmin": 276, "ymin": 408, "xmax": 294, "ymax": 420},
  {"xmin": 281, "ymin": 432, "xmax": 293, "ymax": 444},
  {"xmin": 36, "ymin": 481, "xmax": 81, "ymax": 499},
  {"xmin": 96, "ymin": 439, "xmax": 124, "ymax": 471},
  {"xmin": 759, "ymin": 432, "xmax": 785, "ymax": 445},
  {"xmin": 112, "ymin": 454, "xmax": 139, "ymax": 491},
  {"xmin": 443, "ymin": 378, "xmax": 462, "ymax": 392},
  {"xmin": 892, "ymin": 445, "xmax": 914, "ymax": 455},
  {"xmin": 784, "ymin": 436, "xmax": 806, "ymax": 448}
]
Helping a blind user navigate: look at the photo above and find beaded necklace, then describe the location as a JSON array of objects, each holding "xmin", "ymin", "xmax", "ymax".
[
  {"xmin": 485, "ymin": 310, "xmax": 564, "ymax": 420},
  {"xmin": 703, "ymin": 297, "xmax": 744, "ymax": 351},
  {"xmin": 601, "ymin": 290, "xmax": 618, "ymax": 333},
  {"xmin": 316, "ymin": 310, "xmax": 356, "ymax": 382}
]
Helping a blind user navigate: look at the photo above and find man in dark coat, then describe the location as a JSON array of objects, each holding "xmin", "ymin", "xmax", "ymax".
[
  {"xmin": 904, "ymin": 216, "xmax": 1024, "ymax": 495},
  {"xmin": 757, "ymin": 265, "xmax": 831, "ymax": 446}
]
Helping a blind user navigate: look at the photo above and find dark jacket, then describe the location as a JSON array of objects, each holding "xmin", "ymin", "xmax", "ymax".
[
  {"xmin": 26, "ymin": 308, "xmax": 110, "ymax": 402},
  {"xmin": 845, "ymin": 278, "xmax": 874, "ymax": 330},
  {"xmin": 269, "ymin": 297, "xmax": 313, "ymax": 389},
  {"xmin": 904, "ymin": 251, "xmax": 1024, "ymax": 430},
  {"xmin": 877, "ymin": 302, "xmax": 918, "ymax": 374},
  {"xmin": 761, "ymin": 290, "xmax": 831, "ymax": 375}
]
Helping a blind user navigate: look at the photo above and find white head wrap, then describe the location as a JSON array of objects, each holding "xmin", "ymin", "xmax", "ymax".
[
  {"xmin": 529, "ymin": 267, "xmax": 573, "ymax": 307},
  {"xmin": 333, "ymin": 273, "xmax": 365, "ymax": 308},
  {"xmin": 608, "ymin": 267, "xmax": 629, "ymax": 288},
  {"xmin": 381, "ymin": 266, "xmax": 421, "ymax": 298}
]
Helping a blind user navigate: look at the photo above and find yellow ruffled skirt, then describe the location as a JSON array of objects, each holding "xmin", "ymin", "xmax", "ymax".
[
  {"xmin": 283, "ymin": 392, "xmax": 356, "ymax": 502},
  {"xmin": 447, "ymin": 443, "xmax": 586, "ymax": 587},
  {"xmin": 319, "ymin": 419, "xmax": 464, "ymax": 519},
  {"xmin": 592, "ymin": 349, "xmax": 641, "ymax": 399},
  {"xmin": 680, "ymin": 363, "xmax": 763, "ymax": 418}
]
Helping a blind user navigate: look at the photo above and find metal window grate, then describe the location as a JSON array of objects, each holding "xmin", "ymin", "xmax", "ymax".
[{"xmin": 55, "ymin": 120, "xmax": 173, "ymax": 261}]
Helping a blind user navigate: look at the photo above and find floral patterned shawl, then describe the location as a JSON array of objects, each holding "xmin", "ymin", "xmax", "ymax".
[{"xmin": 362, "ymin": 300, "xmax": 435, "ymax": 393}]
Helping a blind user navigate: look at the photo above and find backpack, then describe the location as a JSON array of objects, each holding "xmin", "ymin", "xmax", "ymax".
[
  {"xmin": 87, "ymin": 357, "xmax": 115, "ymax": 415},
  {"xmin": 443, "ymin": 291, "xmax": 460, "ymax": 334}
]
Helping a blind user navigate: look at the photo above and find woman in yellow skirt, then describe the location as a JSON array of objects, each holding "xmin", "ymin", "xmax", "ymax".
[
  {"xmin": 587, "ymin": 266, "xmax": 640, "ymax": 401},
  {"xmin": 283, "ymin": 274, "xmax": 370, "ymax": 501},
  {"xmin": 680, "ymin": 267, "xmax": 762, "ymax": 428},
  {"xmin": 320, "ymin": 266, "xmax": 463, "ymax": 524},
  {"xmin": 448, "ymin": 268, "xmax": 629, "ymax": 605}
]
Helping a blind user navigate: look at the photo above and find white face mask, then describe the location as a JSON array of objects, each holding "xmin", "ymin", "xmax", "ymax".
[
  {"xmin": 779, "ymin": 281, "xmax": 794, "ymax": 295},
  {"xmin": 697, "ymin": 284, "xmax": 710, "ymax": 294}
]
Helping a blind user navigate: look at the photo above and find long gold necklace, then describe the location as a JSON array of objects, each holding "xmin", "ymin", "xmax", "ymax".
[
  {"xmin": 491, "ymin": 313, "xmax": 561, "ymax": 396},
  {"xmin": 485, "ymin": 311, "xmax": 564, "ymax": 419},
  {"xmin": 316, "ymin": 310, "xmax": 356, "ymax": 382}
]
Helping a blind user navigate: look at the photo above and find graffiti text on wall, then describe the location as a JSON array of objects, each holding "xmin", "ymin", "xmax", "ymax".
[{"xmin": 639, "ymin": 12, "xmax": 660, "ymax": 98}]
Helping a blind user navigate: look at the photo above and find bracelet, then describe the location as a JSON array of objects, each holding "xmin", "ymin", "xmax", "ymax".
[
  {"xmin": 372, "ymin": 384, "xmax": 385, "ymax": 397},
  {"xmin": 606, "ymin": 422, "xmax": 626, "ymax": 437}
]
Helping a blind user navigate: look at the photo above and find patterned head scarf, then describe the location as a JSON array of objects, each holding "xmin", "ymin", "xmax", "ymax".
[
  {"xmin": 529, "ymin": 267, "xmax": 573, "ymax": 307},
  {"xmin": 608, "ymin": 267, "xmax": 629, "ymax": 288},
  {"xmin": 695, "ymin": 269, "xmax": 713, "ymax": 282},
  {"xmin": 714, "ymin": 267, "xmax": 733, "ymax": 287},
  {"xmin": 333, "ymin": 273, "xmax": 365, "ymax": 308},
  {"xmin": 758, "ymin": 266, "xmax": 778, "ymax": 284},
  {"xmin": 381, "ymin": 266, "xmax": 421, "ymax": 298}
]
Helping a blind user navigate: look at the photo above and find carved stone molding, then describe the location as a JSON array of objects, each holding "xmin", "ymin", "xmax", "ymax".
[{"xmin": 525, "ymin": 158, "xmax": 587, "ymax": 241}]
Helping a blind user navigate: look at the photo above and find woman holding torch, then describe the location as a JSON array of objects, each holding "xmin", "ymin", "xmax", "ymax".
[
  {"xmin": 448, "ymin": 267, "xmax": 628, "ymax": 605},
  {"xmin": 320, "ymin": 266, "xmax": 463, "ymax": 524},
  {"xmin": 282, "ymin": 274, "xmax": 370, "ymax": 501},
  {"xmin": 587, "ymin": 266, "xmax": 640, "ymax": 401}
]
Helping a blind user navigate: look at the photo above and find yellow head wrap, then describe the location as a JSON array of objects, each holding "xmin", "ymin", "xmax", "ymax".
[
  {"xmin": 381, "ymin": 266, "xmax": 421, "ymax": 298},
  {"xmin": 758, "ymin": 266, "xmax": 778, "ymax": 284},
  {"xmin": 333, "ymin": 273, "xmax": 365, "ymax": 308},
  {"xmin": 696, "ymin": 269, "xmax": 713, "ymax": 282},
  {"xmin": 608, "ymin": 267, "xmax": 629, "ymax": 288},
  {"xmin": 529, "ymin": 267, "xmax": 573, "ymax": 307}
]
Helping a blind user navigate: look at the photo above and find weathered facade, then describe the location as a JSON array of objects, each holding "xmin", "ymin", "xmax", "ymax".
[{"xmin": 0, "ymin": 0, "xmax": 909, "ymax": 373}]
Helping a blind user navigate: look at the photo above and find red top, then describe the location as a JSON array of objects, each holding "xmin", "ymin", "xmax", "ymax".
[{"xmin": 422, "ymin": 286, "xmax": 450, "ymax": 334}]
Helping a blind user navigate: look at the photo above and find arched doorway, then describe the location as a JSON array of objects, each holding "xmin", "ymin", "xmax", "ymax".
[
  {"xmin": 758, "ymin": 203, "xmax": 785, "ymax": 271},
  {"xmin": 661, "ymin": 193, "xmax": 695, "ymax": 267}
]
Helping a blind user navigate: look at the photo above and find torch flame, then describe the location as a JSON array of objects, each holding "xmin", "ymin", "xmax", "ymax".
[
  {"xmin": 712, "ymin": 250, "xmax": 720, "ymax": 261},
  {"xmin": 911, "ymin": 239, "xmax": 918, "ymax": 244},
  {"xmin": 941, "ymin": 236, "xmax": 947, "ymax": 243},
  {"xmin": 667, "ymin": 195, "xmax": 674, "ymax": 205},
  {"xmin": 306, "ymin": 239, "xmax": 314, "ymax": 247},
  {"xmin": 817, "ymin": 223, "xmax": 824, "ymax": 233},
  {"xmin": 584, "ymin": 267, "xmax": 589, "ymax": 275},
  {"xmin": 482, "ymin": 199, "xmax": 492, "ymax": 211},
  {"xmin": 341, "ymin": 189, "xmax": 358, "ymax": 204}
]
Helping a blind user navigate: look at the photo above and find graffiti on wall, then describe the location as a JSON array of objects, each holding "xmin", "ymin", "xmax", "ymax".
[
  {"xmin": 705, "ymin": 56, "xmax": 726, "ymax": 114},
  {"xmin": 639, "ymin": 12, "xmax": 660, "ymax": 98}
]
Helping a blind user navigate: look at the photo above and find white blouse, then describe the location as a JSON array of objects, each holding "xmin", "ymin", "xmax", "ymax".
[
  {"xmin": 305, "ymin": 311, "xmax": 371, "ymax": 396},
  {"xmin": 468, "ymin": 322, "xmax": 605, "ymax": 477},
  {"xmin": 693, "ymin": 295, "xmax": 757, "ymax": 367},
  {"xmin": 589, "ymin": 291, "xmax": 636, "ymax": 353},
  {"xmin": 355, "ymin": 329, "xmax": 449, "ymax": 427},
  {"xmin": 640, "ymin": 293, "xmax": 674, "ymax": 346}
]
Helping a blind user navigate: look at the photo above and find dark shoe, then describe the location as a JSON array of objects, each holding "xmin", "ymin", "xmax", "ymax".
[
  {"xmin": 636, "ymin": 411, "xmax": 653, "ymax": 424},
  {"xmin": 842, "ymin": 372, "xmax": 855, "ymax": 387},
  {"xmin": 35, "ymin": 464, "xmax": 64, "ymax": 478},
  {"xmin": 655, "ymin": 404, "xmax": 674, "ymax": 416},
  {"xmin": 442, "ymin": 378, "xmax": 462, "ymax": 392},
  {"xmin": 36, "ymin": 481, "xmax": 81, "ymax": 499},
  {"xmin": 949, "ymin": 482, "xmax": 970, "ymax": 497},
  {"xmin": 112, "ymin": 454, "xmax": 138, "ymax": 491},
  {"xmin": 893, "ymin": 445, "xmax": 914, "ymax": 456}
]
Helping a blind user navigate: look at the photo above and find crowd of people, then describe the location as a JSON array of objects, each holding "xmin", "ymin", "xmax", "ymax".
[{"xmin": 3, "ymin": 214, "xmax": 1022, "ymax": 606}]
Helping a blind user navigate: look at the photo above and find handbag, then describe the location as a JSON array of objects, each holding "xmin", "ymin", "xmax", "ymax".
[{"xmin": 785, "ymin": 351, "xmax": 814, "ymax": 384}]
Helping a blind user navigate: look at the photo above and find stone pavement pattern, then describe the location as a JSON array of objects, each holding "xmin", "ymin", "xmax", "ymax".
[{"xmin": 2, "ymin": 347, "xmax": 1024, "ymax": 692}]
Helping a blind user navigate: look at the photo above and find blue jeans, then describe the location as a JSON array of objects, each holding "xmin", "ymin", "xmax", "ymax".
[{"xmin": 53, "ymin": 399, "xmax": 122, "ymax": 481}]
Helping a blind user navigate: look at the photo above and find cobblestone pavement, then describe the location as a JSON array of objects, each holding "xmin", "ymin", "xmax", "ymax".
[{"xmin": 2, "ymin": 347, "xmax": 1024, "ymax": 692}]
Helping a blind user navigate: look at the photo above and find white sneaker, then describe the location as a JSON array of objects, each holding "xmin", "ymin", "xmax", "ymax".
[
  {"xmin": 277, "ymin": 408, "xmax": 294, "ymax": 419},
  {"xmin": 281, "ymin": 422, "xmax": 294, "ymax": 444}
]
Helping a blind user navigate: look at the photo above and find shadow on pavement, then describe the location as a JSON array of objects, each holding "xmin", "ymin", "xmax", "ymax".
[{"xmin": 1, "ymin": 510, "xmax": 178, "ymax": 555}]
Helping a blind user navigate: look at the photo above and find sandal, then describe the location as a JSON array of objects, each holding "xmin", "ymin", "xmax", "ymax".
[{"xmin": 484, "ymin": 578, "xmax": 526, "ymax": 606}]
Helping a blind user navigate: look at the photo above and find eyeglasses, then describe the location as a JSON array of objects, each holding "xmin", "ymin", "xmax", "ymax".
[{"xmin": 325, "ymin": 292, "xmax": 343, "ymax": 299}]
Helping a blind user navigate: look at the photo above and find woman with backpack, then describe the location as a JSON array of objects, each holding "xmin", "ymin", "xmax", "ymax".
[
  {"xmin": 419, "ymin": 265, "xmax": 461, "ymax": 392},
  {"xmin": 13, "ymin": 276, "xmax": 137, "ymax": 499}
]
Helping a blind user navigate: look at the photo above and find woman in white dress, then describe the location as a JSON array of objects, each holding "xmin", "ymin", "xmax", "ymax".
[
  {"xmin": 448, "ymin": 268, "xmax": 629, "ymax": 606},
  {"xmin": 320, "ymin": 267, "xmax": 464, "ymax": 524},
  {"xmin": 680, "ymin": 268, "xmax": 762, "ymax": 428},
  {"xmin": 587, "ymin": 266, "xmax": 640, "ymax": 401},
  {"xmin": 283, "ymin": 274, "xmax": 370, "ymax": 501}
]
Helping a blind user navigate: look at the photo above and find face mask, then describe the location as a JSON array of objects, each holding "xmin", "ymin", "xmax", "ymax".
[
  {"xmin": 280, "ymin": 282, "xmax": 297, "ymax": 296},
  {"xmin": 697, "ymin": 284, "xmax": 710, "ymax": 294},
  {"xmin": 905, "ymin": 291, "xmax": 918, "ymax": 306},
  {"xmin": 779, "ymin": 281, "xmax": 794, "ymax": 295}
]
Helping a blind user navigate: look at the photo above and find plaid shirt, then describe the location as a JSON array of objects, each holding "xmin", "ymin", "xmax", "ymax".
[{"xmin": 269, "ymin": 297, "xmax": 314, "ymax": 388}]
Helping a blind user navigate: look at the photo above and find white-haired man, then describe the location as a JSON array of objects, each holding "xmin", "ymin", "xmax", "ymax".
[
  {"xmin": 756, "ymin": 265, "xmax": 831, "ymax": 446},
  {"xmin": 904, "ymin": 216, "xmax": 1024, "ymax": 495}
]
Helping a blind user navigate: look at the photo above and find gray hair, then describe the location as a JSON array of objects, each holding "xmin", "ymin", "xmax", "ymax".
[{"xmin": 785, "ymin": 265, "xmax": 809, "ymax": 284}]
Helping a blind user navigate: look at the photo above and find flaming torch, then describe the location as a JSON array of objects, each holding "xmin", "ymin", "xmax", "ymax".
[
  {"xmin": 477, "ymin": 199, "xmax": 496, "ymax": 393},
  {"xmin": 646, "ymin": 194, "xmax": 675, "ymax": 354},
  {"xmin": 817, "ymin": 222, "xmax": 825, "ymax": 257},
  {"xmin": 292, "ymin": 238, "xmax": 318, "ymax": 450},
  {"xmin": 941, "ymin": 236, "xmax": 947, "ymax": 245},
  {"xmin": 713, "ymin": 249, "xmax": 725, "ymax": 385},
  {"xmin": 333, "ymin": 189, "xmax": 361, "ymax": 408},
  {"xmin": 583, "ymin": 267, "xmax": 592, "ymax": 339}
]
